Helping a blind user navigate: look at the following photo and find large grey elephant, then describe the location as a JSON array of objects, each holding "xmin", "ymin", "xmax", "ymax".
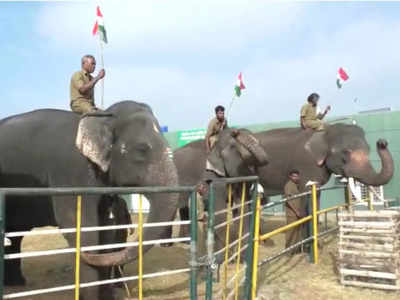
[
  {"xmin": 172, "ymin": 123, "xmax": 394, "ymax": 234},
  {"xmin": 0, "ymin": 101, "xmax": 179, "ymax": 300},
  {"xmin": 170, "ymin": 128, "xmax": 268, "ymax": 258},
  {"xmin": 254, "ymin": 124, "xmax": 393, "ymax": 194}
]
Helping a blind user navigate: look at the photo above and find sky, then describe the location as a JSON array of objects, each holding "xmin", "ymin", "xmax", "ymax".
[{"xmin": 1, "ymin": 0, "xmax": 400, "ymax": 131}]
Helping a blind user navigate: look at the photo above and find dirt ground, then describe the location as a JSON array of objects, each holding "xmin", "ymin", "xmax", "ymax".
[{"xmin": 4, "ymin": 215, "xmax": 400, "ymax": 300}]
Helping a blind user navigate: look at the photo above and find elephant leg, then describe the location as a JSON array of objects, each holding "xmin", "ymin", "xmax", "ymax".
[
  {"xmin": 76, "ymin": 264, "xmax": 114, "ymax": 300},
  {"xmin": 4, "ymin": 236, "xmax": 26, "ymax": 286},
  {"xmin": 54, "ymin": 195, "xmax": 117, "ymax": 300},
  {"xmin": 178, "ymin": 206, "xmax": 190, "ymax": 238},
  {"xmin": 160, "ymin": 208, "xmax": 178, "ymax": 248},
  {"xmin": 162, "ymin": 191, "xmax": 192, "ymax": 246},
  {"xmin": 213, "ymin": 182, "xmax": 228, "ymax": 264}
]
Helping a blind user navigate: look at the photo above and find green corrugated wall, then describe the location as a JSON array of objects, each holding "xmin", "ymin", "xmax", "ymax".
[{"xmin": 164, "ymin": 110, "xmax": 400, "ymax": 208}]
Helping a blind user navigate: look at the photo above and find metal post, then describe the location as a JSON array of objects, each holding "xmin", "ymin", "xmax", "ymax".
[
  {"xmin": 0, "ymin": 193, "xmax": 5, "ymax": 300},
  {"xmin": 74, "ymin": 195, "xmax": 82, "ymax": 300},
  {"xmin": 346, "ymin": 183, "xmax": 352, "ymax": 212},
  {"xmin": 189, "ymin": 191, "xmax": 198, "ymax": 300},
  {"xmin": 205, "ymin": 183, "xmax": 216, "ymax": 300},
  {"xmin": 234, "ymin": 182, "xmax": 246, "ymax": 300},
  {"xmin": 251, "ymin": 195, "xmax": 261, "ymax": 300},
  {"xmin": 307, "ymin": 191, "xmax": 312, "ymax": 262},
  {"xmin": 311, "ymin": 184, "xmax": 319, "ymax": 264},
  {"xmin": 244, "ymin": 180, "xmax": 258, "ymax": 300},
  {"xmin": 223, "ymin": 184, "xmax": 233, "ymax": 300},
  {"xmin": 138, "ymin": 194, "xmax": 143, "ymax": 300}
]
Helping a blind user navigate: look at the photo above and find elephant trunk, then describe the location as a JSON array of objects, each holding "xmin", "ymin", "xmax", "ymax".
[
  {"xmin": 345, "ymin": 139, "xmax": 394, "ymax": 186},
  {"xmin": 81, "ymin": 155, "xmax": 180, "ymax": 267},
  {"xmin": 234, "ymin": 131, "xmax": 269, "ymax": 166}
]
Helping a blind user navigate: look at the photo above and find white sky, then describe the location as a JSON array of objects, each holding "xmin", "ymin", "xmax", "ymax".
[{"xmin": 1, "ymin": 1, "xmax": 400, "ymax": 131}]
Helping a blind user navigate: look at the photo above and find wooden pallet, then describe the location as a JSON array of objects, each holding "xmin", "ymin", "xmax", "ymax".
[{"xmin": 338, "ymin": 209, "xmax": 400, "ymax": 290}]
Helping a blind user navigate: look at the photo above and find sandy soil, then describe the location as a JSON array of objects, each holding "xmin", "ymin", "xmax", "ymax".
[{"xmin": 4, "ymin": 215, "xmax": 400, "ymax": 300}]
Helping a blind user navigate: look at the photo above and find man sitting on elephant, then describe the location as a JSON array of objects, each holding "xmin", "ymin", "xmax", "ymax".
[
  {"xmin": 205, "ymin": 105, "xmax": 228, "ymax": 153},
  {"xmin": 70, "ymin": 54, "xmax": 105, "ymax": 114},
  {"xmin": 300, "ymin": 92, "xmax": 331, "ymax": 131}
]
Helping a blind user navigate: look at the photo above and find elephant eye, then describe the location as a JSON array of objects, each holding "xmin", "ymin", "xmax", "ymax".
[
  {"xmin": 342, "ymin": 150, "xmax": 351, "ymax": 164},
  {"xmin": 135, "ymin": 143, "xmax": 152, "ymax": 152}
]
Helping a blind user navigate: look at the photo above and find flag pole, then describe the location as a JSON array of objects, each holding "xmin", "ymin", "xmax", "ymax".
[
  {"xmin": 98, "ymin": 38, "xmax": 105, "ymax": 109},
  {"xmin": 227, "ymin": 95, "xmax": 235, "ymax": 116},
  {"xmin": 226, "ymin": 94, "xmax": 236, "ymax": 125}
]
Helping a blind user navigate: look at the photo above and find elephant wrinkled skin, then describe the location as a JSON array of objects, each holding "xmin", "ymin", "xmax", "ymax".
[{"xmin": 0, "ymin": 101, "xmax": 179, "ymax": 300}]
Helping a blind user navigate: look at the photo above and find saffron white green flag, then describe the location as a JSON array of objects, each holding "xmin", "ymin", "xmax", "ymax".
[
  {"xmin": 336, "ymin": 67, "xmax": 349, "ymax": 89},
  {"xmin": 234, "ymin": 72, "xmax": 246, "ymax": 97},
  {"xmin": 92, "ymin": 6, "xmax": 108, "ymax": 44}
]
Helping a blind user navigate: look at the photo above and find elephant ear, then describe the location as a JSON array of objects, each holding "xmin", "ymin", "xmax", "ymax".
[
  {"xmin": 76, "ymin": 114, "xmax": 114, "ymax": 172},
  {"xmin": 304, "ymin": 131, "xmax": 329, "ymax": 166},
  {"xmin": 206, "ymin": 146, "xmax": 226, "ymax": 177}
]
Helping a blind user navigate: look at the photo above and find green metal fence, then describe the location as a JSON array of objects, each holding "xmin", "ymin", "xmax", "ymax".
[
  {"xmin": 200, "ymin": 176, "xmax": 259, "ymax": 300},
  {"xmin": 0, "ymin": 186, "xmax": 197, "ymax": 300}
]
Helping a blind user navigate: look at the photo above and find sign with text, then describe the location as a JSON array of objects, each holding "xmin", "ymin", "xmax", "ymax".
[{"xmin": 177, "ymin": 128, "xmax": 206, "ymax": 147}]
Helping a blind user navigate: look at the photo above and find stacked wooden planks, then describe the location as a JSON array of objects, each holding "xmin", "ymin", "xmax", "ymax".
[{"xmin": 338, "ymin": 209, "xmax": 400, "ymax": 290}]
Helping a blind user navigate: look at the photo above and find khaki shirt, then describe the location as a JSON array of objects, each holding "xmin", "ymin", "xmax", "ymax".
[
  {"xmin": 70, "ymin": 70, "xmax": 95, "ymax": 106},
  {"xmin": 284, "ymin": 180, "xmax": 305, "ymax": 217},
  {"xmin": 300, "ymin": 102, "xmax": 318, "ymax": 121},
  {"xmin": 205, "ymin": 117, "xmax": 228, "ymax": 148},
  {"xmin": 284, "ymin": 180, "xmax": 300, "ymax": 199}
]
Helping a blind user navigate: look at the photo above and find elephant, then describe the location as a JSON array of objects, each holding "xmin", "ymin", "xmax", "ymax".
[
  {"xmin": 169, "ymin": 128, "xmax": 268, "ymax": 260},
  {"xmin": 0, "ymin": 101, "xmax": 179, "ymax": 300},
  {"xmin": 170, "ymin": 123, "xmax": 394, "ymax": 244},
  {"xmin": 253, "ymin": 124, "xmax": 393, "ymax": 195}
]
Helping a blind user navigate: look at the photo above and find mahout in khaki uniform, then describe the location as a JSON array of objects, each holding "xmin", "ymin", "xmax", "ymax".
[
  {"xmin": 300, "ymin": 92, "xmax": 331, "ymax": 131},
  {"xmin": 70, "ymin": 54, "xmax": 105, "ymax": 114},
  {"xmin": 284, "ymin": 169, "xmax": 307, "ymax": 253}
]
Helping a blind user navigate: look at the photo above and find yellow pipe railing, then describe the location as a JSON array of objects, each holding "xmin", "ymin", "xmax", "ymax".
[
  {"xmin": 223, "ymin": 184, "xmax": 233, "ymax": 300},
  {"xmin": 251, "ymin": 195, "xmax": 261, "ymax": 300},
  {"xmin": 74, "ymin": 195, "xmax": 82, "ymax": 300},
  {"xmin": 234, "ymin": 182, "xmax": 246, "ymax": 300},
  {"xmin": 251, "ymin": 184, "xmax": 354, "ymax": 299},
  {"xmin": 311, "ymin": 184, "xmax": 319, "ymax": 264},
  {"xmin": 317, "ymin": 204, "xmax": 347, "ymax": 215},
  {"xmin": 138, "ymin": 194, "xmax": 143, "ymax": 300},
  {"xmin": 259, "ymin": 215, "xmax": 312, "ymax": 241}
]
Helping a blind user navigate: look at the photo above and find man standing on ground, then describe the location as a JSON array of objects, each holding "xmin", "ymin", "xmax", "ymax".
[
  {"xmin": 284, "ymin": 169, "xmax": 307, "ymax": 253},
  {"xmin": 70, "ymin": 55, "xmax": 105, "ymax": 114},
  {"xmin": 300, "ymin": 93, "xmax": 331, "ymax": 131}
]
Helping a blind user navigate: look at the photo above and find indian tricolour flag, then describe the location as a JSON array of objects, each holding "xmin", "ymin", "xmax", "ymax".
[
  {"xmin": 336, "ymin": 67, "xmax": 349, "ymax": 89},
  {"xmin": 234, "ymin": 72, "xmax": 246, "ymax": 97},
  {"xmin": 92, "ymin": 6, "xmax": 108, "ymax": 44}
]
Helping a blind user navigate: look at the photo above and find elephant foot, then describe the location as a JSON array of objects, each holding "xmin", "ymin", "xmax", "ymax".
[
  {"xmin": 111, "ymin": 282, "xmax": 124, "ymax": 289},
  {"xmin": 99, "ymin": 285, "xmax": 118, "ymax": 300},
  {"xmin": 5, "ymin": 273, "xmax": 26, "ymax": 286}
]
